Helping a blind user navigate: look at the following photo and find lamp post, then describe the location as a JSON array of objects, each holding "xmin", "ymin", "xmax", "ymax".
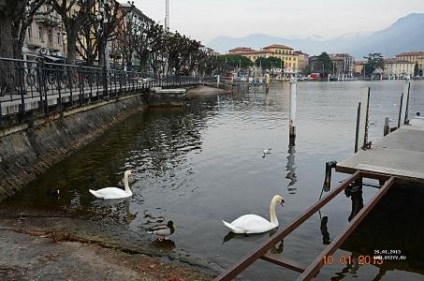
[{"xmin": 97, "ymin": 0, "xmax": 109, "ymax": 98}]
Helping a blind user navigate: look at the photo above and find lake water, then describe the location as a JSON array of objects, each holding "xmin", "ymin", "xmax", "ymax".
[{"xmin": 2, "ymin": 80, "xmax": 424, "ymax": 280}]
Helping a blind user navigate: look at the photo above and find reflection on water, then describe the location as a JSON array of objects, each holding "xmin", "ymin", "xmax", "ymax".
[
  {"xmin": 1, "ymin": 81, "xmax": 424, "ymax": 280},
  {"xmin": 222, "ymin": 228, "xmax": 284, "ymax": 256},
  {"xmin": 151, "ymin": 239, "xmax": 176, "ymax": 251},
  {"xmin": 286, "ymin": 145, "xmax": 297, "ymax": 193},
  {"xmin": 345, "ymin": 181, "xmax": 364, "ymax": 223},
  {"xmin": 320, "ymin": 215, "xmax": 331, "ymax": 245}
]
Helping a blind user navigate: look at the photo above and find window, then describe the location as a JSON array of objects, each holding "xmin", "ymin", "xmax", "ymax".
[
  {"xmin": 38, "ymin": 26, "xmax": 43, "ymax": 42},
  {"xmin": 57, "ymin": 32, "xmax": 61, "ymax": 45},
  {"xmin": 28, "ymin": 27, "xmax": 32, "ymax": 38},
  {"xmin": 48, "ymin": 30, "xmax": 53, "ymax": 43}
]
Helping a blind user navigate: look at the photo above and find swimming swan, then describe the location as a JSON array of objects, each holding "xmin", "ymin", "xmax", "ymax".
[
  {"xmin": 89, "ymin": 170, "xmax": 133, "ymax": 200},
  {"xmin": 222, "ymin": 195, "xmax": 284, "ymax": 234}
]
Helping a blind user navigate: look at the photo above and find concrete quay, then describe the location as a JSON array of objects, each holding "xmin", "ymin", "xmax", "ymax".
[{"xmin": 337, "ymin": 117, "xmax": 424, "ymax": 182}]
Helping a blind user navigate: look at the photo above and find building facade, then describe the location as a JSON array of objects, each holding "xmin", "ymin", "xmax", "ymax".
[
  {"xmin": 384, "ymin": 58, "xmax": 415, "ymax": 79},
  {"xmin": 395, "ymin": 51, "xmax": 424, "ymax": 76},
  {"xmin": 329, "ymin": 53, "xmax": 354, "ymax": 78},
  {"xmin": 228, "ymin": 44, "xmax": 303, "ymax": 75},
  {"xmin": 23, "ymin": 4, "xmax": 66, "ymax": 61}
]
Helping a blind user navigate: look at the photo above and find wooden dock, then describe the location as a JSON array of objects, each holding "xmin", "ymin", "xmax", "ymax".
[
  {"xmin": 214, "ymin": 85, "xmax": 420, "ymax": 280},
  {"xmin": 337, "ymin": 117, "xmax": 424, "ymax": 182}
]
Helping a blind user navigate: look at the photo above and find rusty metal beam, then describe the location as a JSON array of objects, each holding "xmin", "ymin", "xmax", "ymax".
[
  {"xmin": 261, "ymin": 254, "xmax": 305, "ymax": 273},
  {"xmin": 214, "ymin": 171, "xmax": 362, "ymax": 281},
  {"xmin": 297, "ymin": 176, "xmax": 396, "ymax": 281}
]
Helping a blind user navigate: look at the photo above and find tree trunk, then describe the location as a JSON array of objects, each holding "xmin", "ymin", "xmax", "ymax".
[
  {"xmin": 66, "ymin": 27, "xmax": 77, "ymax": 64},
  {"xmin": 0, "ymin": 14, "xmax": 14, "ymax": 59},
  {"xmin": 0, "ymin": 14, "xmax": 15, "ymax": 92}
]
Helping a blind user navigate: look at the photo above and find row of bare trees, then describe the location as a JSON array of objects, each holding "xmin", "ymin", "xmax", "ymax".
[{"xmin": 0, "ymin": 0, "xmax": 224, "ymax": 76}]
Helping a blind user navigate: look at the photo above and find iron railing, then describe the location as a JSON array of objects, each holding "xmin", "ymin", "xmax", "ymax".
[{"xmin": 0, "ymin": 56, "xmax": 210, "ymax": 122}]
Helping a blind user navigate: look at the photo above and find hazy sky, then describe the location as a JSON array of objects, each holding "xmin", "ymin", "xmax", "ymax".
[{"xmin": 130, "ymin": 0, "xmax": 424, "ymax": 44}]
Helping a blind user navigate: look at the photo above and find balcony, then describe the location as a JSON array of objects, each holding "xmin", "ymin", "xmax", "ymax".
[
  {"xmin": 47, "ymin": 41, "xmax": 62, "ymax": 52},
  {"xmin": 25, "ymin": 37, "xmax": 43, "ymax": 49},
  {"xmin": 34, "ymin": 14, "xmax": 61, "ymax": 26}
]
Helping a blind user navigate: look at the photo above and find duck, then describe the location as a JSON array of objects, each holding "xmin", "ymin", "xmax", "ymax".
[
  {"xmin": 89, "ymin": 170, "xmax": 133, "ymax": 200},
  {"xmin": 262, "ymin": 148, "xmax": 272, "ymax": 158},
  {"xmin": 222, "ymin": 195, "xmax": 284, "ymax": 234},
  {"xmin": 148, "ymin": 220, "xmax": 175, "ymax": 241},
  {"xmin": 46, "ymin": 189, "xmax": 60, "ymax": 200}
]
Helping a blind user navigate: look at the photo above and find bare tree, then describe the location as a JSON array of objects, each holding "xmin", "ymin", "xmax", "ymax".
[
  {"xmin": 133, "ymin": 21, "xmax": 163, "ymax": 72},
  {"xmin": 164, "ymin": 32, "xmax": 203, "ymax": 75},
  {"xmin": 0, "ymin": 1, "xmax": 23, "ymax": 59},
  {"xmin": 115, "ymin": 10, "xmax": 139, "ymax": 71},
  {"xmin": 13, "ymin": 0, "xmax": 47, "ymax": 59},
  {"xmin": 76, "ymin": 15, "xmax": 98, "ymax": 66},
  {"xmin": 49, "ymin": 0, "xmax": 96, "ymax": 64},
  {"xmin": 74, "ymin": 1, "xmax": 127, "ymax": 66},
  {"xmin": 0, "ymin": 1, "xmax": 45, "ymax": 92},
  {"xmin": 1, "ymin": 0, "xmax": 47, "ymax": 58}
]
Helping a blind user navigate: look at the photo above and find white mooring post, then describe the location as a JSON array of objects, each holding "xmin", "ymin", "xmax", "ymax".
[
  {"xmin": 217, "ymin": 75, "xmax": 220, "ymax": 88},
  {"xmin": 265, "ymin": 73, "xmax": 270, "ymax": 92},
  {"xmin": 289, "ymin": 77, "xmax": 297, "ymax": 146}
]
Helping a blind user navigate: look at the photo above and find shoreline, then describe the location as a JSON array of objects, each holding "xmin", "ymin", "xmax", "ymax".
[{"xmin": 0, "ymin": 213, "xmax": 216, "ymax": 280}]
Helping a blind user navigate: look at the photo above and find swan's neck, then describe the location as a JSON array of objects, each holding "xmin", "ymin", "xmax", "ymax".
[
  {"xmin": 269, "ymin": 196, "xmax": 279, "ymax": 225},
  {"xmin": 123, "ymin": 174, "xmax": 131, "ymax": 193}
]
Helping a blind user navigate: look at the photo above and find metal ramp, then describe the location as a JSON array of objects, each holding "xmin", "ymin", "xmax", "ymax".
[{"xmin": 214, "ymin": 171, "xmax": 396, "ymax": 281}]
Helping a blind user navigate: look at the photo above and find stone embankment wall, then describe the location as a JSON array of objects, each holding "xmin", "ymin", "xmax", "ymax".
[{"xmin": 0, "ymin": 95, "xmax": 147, "ymax": 201}]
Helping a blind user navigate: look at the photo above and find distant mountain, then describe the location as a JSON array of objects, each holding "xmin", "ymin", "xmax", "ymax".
[{"xmin": 206, "ymin": 13, "xmax": 424, "ymax": 59}]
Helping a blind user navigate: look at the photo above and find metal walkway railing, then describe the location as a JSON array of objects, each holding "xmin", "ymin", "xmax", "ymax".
[
  {"xmin": 0, "ymin": 56, "xmax": 215, "ymax": 122},
  {"xmin": 215, "ymin": 171, "xmax": 396, "ymax": 281}
]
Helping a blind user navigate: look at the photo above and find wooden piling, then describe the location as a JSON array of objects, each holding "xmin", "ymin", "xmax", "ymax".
[
  {"xmin": 265, "ymin": 73, "xmax": 270, "ymax": 93},
  {"xmin": 289, "ymin": 77, "xmax": 296, "ymax": 146},
  {"xmin": 356, "ymin": 87, "xmax": 370, "ymax": 152},
  {"xmin": 383, "ymin": 117, "xmax": 390, "ymax": 136}
]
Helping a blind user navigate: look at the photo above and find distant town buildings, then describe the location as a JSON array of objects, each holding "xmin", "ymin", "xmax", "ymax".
[
  {"xmin": 395, "ymin": 51, "xmax": 424, "ymax": 76},
  {"xmin": 228, "ymin": 44, "xmax": 308, "ymax": 75},
  {"xmin": 330, "ymin": 54, "xmax": 354, "ymax": 77},
  {"xmin": 384, "ymin": 58, "xmax": 415, "ymax": 79},
  {"xmin": 16, "ymin": 1, "xmax": 424, "ymax": 79}
]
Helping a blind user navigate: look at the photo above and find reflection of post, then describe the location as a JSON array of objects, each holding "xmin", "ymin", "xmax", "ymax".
[
  {"xmin": 345, "ymin": 181, "xmax": 364, "ymax": 222},
  {"xmin": 286, "ymin": 145, "xmax": 297, "ymax": 193},
  {"xmin": 331, "ymin": 251, "xmax": 360, "ymax": 280},
  {"xmin": 124, "ymin": 198, "xmax": 138, "ymax": 223},
  {"xmin": 289, "ymin": 77, "xmax": 297, "ymax": 146},
  {"xmin": 320, "ymin": 216, "xmax": 331, "ymax": 245},
  {"xmin": 265, "ymin": 73, "xmax": 270, "ymax": 93}
]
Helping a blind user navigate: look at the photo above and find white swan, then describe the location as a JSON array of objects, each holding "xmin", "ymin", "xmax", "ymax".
[
  {"xmin": 222, "ymin": 195, "xmax": 284, "ymax": 234},
  {"xmin": 89, "ymin": 170, "xmax": 133, "ymax": 200}
]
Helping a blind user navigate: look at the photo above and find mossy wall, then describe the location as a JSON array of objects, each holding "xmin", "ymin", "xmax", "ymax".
[{"xmin": 0, "ymin": 95, "xmax": 146, "ymax": 201}]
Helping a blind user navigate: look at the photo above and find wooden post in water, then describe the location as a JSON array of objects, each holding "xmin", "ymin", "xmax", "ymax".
[
  {"xmin": 355, "ymin": 87, "xmax": 370, "ymax": 152},
  {"xmin": 217, "ymin": 75, "xmax": 220, "ymax": 88},
  {"xmin": 397, "ymin": 92, "xmax": 404, "ymax": 129},
  {"xmin": 383, "ymin": 117, "xmax": 390, "ymax": 136},
  {"xmin": 265, "ymin": 73, "xmax": 270, "ymax": 93},
  {"xmin": 289, "ymin": 77, "xmax": 297, "ymax": 146},
  {"xmin": 403, "ymin": 81, "xmax": 411, "ymax": 125}
]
